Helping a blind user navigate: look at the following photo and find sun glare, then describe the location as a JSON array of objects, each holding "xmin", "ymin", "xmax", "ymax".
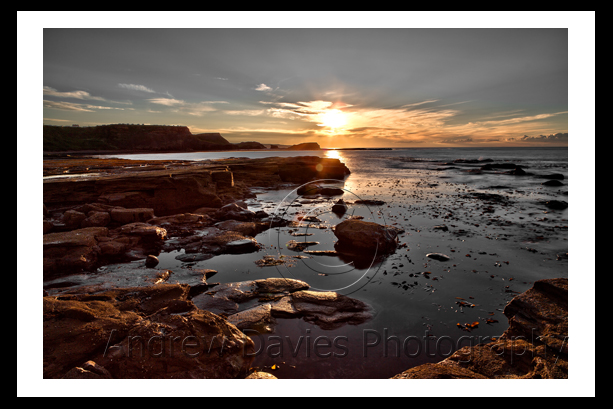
[{"xmin": 319, "ymin": 109, "xmax": 347, "ymax": 129}]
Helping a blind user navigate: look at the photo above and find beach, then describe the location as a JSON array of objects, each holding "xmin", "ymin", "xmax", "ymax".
[{"xmin": 42, "ymin": 147, "xmax": 568, "ymax": 379}]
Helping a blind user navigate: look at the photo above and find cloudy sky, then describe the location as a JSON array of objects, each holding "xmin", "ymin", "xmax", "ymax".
[{"xmin": 35, "ymin": 12, "xmax": 592, "ymax": 148}]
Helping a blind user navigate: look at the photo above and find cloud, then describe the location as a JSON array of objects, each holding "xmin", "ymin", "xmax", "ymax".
[
  {"xmin": 118, "ymin": 83, "xmax": 156, "ymax": 93},
  {"xmin": 43, "ymin": 86, "xmax": 106, "ymax": 101},
  {"xmin": 43, "ymin": 100, "xmax": 124, "ymax": 112},
  {"xmin": 147, "ymin": 98, "xmax": 185, "ymax": 106},
  {"xmin": 519, "ymin": 133, "xmax": 568, "ymax": 142},
  {"xmin": 255, "ymin": 83, "xmax": 272, "ymax": 92}
]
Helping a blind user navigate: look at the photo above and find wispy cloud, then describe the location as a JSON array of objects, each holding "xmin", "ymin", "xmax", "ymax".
[
  {"xmin": 43, "ymin": 86, "xmax": 106, "ymax": 101},
  {"xmin": 118, "ymin": 83, "xmax": 156, "ymax": 93},
  {"xmin": 43, "ymin": 100, "xmax": 124, "ymax": 112},
  {"xmin": 147, "ymin": 98, "xmax": 185, "ymax": 106}
]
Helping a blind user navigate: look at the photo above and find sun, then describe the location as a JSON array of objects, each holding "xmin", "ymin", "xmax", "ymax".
[{"xmin": 319, "ymin": 109, "xmax": 348, "ymax": 129}]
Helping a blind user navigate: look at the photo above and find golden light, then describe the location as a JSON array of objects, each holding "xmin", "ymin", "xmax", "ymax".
[
  {"xmin": 319, "ymin": 109, "xmax": 347, "ymax": 129},
  {"xmin": 325, "ymin": 149, "xmax": 342, "ymax": 160}
]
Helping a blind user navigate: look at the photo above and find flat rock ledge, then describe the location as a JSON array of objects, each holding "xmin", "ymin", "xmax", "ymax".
[
  {"xmin": 43, "ymin": 278, "xmax": 372, "ymax": 379},
  {"xmin": 192, "ymin": 277, "xmax": 373, "ymax": 331},
  {"xmin": 391, "ymin": 278, "xmax": 568, "ymax": 379}
]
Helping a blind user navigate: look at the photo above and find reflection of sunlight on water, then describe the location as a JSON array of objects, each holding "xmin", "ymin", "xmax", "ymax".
[{"xmin": 324, "ymin": 149, "xmax": 342, "ymax": 160}]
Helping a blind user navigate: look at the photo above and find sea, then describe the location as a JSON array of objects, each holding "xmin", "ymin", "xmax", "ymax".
[{"xmin": 98, "ymin": 147, "xmax": 570, "ymax": 378}]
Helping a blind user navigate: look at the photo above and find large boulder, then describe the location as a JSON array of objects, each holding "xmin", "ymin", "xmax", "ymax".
[
  {"xmin": 333, "ymin": 219, "xmax": 398, "ymax": 256},
  {"xmin": 278, "ymin": 157, "xmax": 350, "ymax": 183}
]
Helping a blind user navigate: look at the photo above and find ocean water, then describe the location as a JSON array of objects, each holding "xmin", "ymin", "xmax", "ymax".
[{"xmin": 100, "ymin": 147, "xmax": 569, "ymax": 378}]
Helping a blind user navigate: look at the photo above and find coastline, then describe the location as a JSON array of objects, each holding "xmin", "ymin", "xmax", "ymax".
[{"xmin": 42, "ymin": 153, "xmax": 568, "ymax": 379}]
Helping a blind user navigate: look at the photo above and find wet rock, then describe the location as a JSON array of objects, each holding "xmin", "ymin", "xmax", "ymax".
[
  {"xmin": 145, "ymin": 254, "xmax": 159, "ymax": 268},
  {"xmin": 225, "ymin": 238, "xmax": 259, "ymax": 254},
  {"xmin": 504, "ymin": 166, "xmax": 532, "ymax": 176},
  {"xmin": 332, "ymin": 199, "xmax": 347, "ymax": 215},
  {"xmin": 290, "ymin": 290, "xmax": 372, "ymax": 330},
  {"xmin": 214, "ymin": 220, "xmax": 258, "ymax": 236},
  {"xmin": 286, "ymin": 240, "xmax": 319, "ymax": 251},
  {"xmin": 426, "ymin": 253, "xmax": 451, "ymax": 262},
  {"xmin": 544, "ymin": 200, "xmax": 568, "ymax": 210},
  {"xmin": 537, "ymin": 173, "xmax": 565, "ymax": 180},
  {"xmin": 215, "ymin": 203, "xmax": 257, "ymax": 221},
  {"xmin": 227, "ymin": 304, "xmax": 274, "ymax": 330},
  {"xmin": 333, "ymin": 219, "xmax": 398, "ymax": 256},
  {"xmin": 542, "ymin": 179, "xmax": 564, "ymax": 187}
]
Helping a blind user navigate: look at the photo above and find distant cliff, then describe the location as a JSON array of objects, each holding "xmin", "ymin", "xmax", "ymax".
[
  {"xmin": 43, "ymin": 125, "xmax": 265, "ymax": 152},
  {"xmin": 285, "ymin": 142, "xmax": 321, "ymax": 151}
]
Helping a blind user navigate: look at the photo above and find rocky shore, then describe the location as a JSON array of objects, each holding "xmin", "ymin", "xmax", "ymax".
[{"xmin": 42, "ymin": 154, "xmax": 568, "ymax": 380}]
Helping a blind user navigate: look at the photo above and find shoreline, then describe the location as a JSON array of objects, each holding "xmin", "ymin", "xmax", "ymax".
[{"xmin": 41, "ymin": 154, "xmax": 568, "ymax": 380}]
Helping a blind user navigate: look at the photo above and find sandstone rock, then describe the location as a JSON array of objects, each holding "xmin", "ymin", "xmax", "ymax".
[
  {"xmin": 211, "ymin": 170, "xmax": 234, "ymax": 188},
  {"xmin": 214, "ymin": 220, "xmax": 258, "ymax": 237},
  {"xmin": 43, "ymin": 227, "xmax": 109, "ymax": 278},
  {"xmin": 290, "ymin": 290, "xmax": 373, "ymax": 330},
  {"xmin": 215, "ymin": 203, "xmax": 257, "ymax": 222},
  {"xmin": 333, "ymin": 219, "xmax": 398, "ymax": 256},
  {"xmin": 110, "ymin": 207, "xmax": 155, "ymax": 224},
  {"xmin": 245, "ymin": 371, "xmax": 277, "ymax": 379},
  {"xmin": 62, "ymin": 361, "xmax": 113, "ymax": 379},
  {"xmin": 227, "ymin": 304, "xmax": 274, "ymax": 330},
  {"xmin": 81, "ymin": 211, "xmax": 111, "ymax": 227},
  {"xmin": 62, "ymin": 209, "xmax": 87, "ymax": 229},
  {"xmin": 145, "ymin": 254, "xmax": 159, "ymax": 268}
]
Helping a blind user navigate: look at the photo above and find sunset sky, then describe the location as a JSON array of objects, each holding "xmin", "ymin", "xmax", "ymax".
[{"xmin": 34, "ymin": 12, "xmax": 593, "ymax": 148}]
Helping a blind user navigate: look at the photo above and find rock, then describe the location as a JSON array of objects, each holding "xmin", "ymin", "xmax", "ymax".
[
  {"xmin": 145, "ymin": 254, "xmax": 159, "ymax": 268},
  {"xmin": 211, "ymin": 170, "xmax": 234, "ymax": 188},
  {"xmin": 215, "ymin": 203, "xmax": 257, "ymax": 221},
  {"xmin": 44, "ymin": 283, "xmax": 254, "ymax": 379},
  {"xmin": 286, "ymin": 240, "xmax": 319, "ymax": 251},
  {"xmin": 432, "ymin": 225, "xmax": 449, "ymax": 232},
  {"xmin": 333, "ymin": 219, "xmax": 398, "ymax": 256},
  {"xmin": 110, "ymin": 207, "xmax": 155, "ymax": 224},
  {"xmin": 426, "ymin": 253, "xmax": 451, "ymax": 261},
  {"xmin": 278, "ymin": 157, "xmax": 350, "ymax": 183},
  {"xmin": 81, "ymin": 211, "xmax": 111, "ymax": 228},
  {"xmin": 542, "ymin": 180, "xmax": 564, "ymax": 187},
  {"xmin": 62, "ymin": 210, "xmax": 87, "ymax": 229},
  {"xmin": 225, "ymin": 238, "xmax": 259, "ymax": 254},
  {"xmin": 227, "ymin": 304, "xmax": 274, "ymax": 330},
  {"xmin": 255, "ymin": 277, "xmax": 309, "ymax": 294},
  {"xmin": 544, "ymin": 200, "xmax": 568, "ymax": 210},
  {"xmin": 332, "ymin": 199, "xmax": 347, "ymax": 215},
  {"xmin": 290, "ymin": 290, "xmax": 372, "ymax": 330},
  {"xmin": 245, "ymin": 371, "xmax": 277, "ymax": 379},
  {"xmin": 43, "ymin": 227, "xmax": 109, "ymax": 278},
  {"xmin": 214, "ymin": 220, "xmax": 258, "ymax": 237},
  {"xmin": 504, "ymin": 166, "xmax": 531, "ymax": 176},
  {"xmin": 62, "ymin": 361, "xmax": 113, "ymax": 379},
  {"xmin": 537, "ymin": 173, "xmax": 565, "ymax": 180},
  {"xmin": 391, "ymin": 278, "xmax": 568, "ymax": 379}
]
